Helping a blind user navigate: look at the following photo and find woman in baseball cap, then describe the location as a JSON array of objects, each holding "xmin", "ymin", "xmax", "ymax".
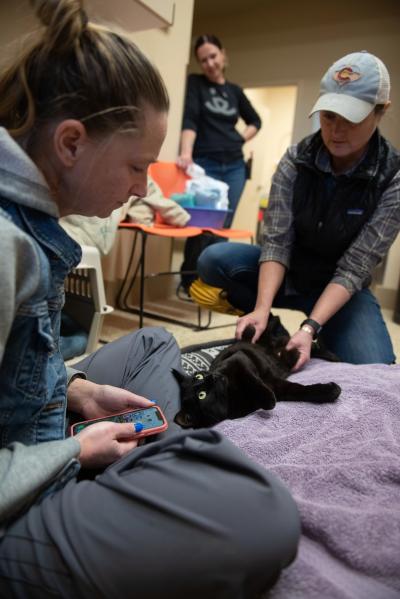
[{"xmin": 197, "ymin": 51, "xmax": 400, "ymax": 369}]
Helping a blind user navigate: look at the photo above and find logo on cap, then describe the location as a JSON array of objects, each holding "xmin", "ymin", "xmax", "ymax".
[{"xmin": 333, "ymin": 67, "xmax": 361, "ymax": 86}]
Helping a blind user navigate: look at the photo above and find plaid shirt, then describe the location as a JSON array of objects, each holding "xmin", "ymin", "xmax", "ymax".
[{"xmin": 260, "ymin": 139, "xmax": 400, "ymax": 294}]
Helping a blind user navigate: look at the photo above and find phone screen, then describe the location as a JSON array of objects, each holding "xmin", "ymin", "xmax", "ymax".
[{"xmin": 72, "ymin": 407, "xmax": 165, "ymax": 435}]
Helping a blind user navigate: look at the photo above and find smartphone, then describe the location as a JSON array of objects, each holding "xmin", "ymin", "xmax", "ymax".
[{"xmin": 69, "ymin": 405, "xmax": 168, "ymax": 438}]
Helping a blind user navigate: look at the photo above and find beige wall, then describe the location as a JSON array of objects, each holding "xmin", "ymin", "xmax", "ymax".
[
  {"xmin": 244, "ymin": 86, "xmax": 297, "ymax": 197},
  {"xmin": 129, "ymin": 0, "xmax": 194, "ymax": 160},
  {"xmin": 0, "ymin": 2, "xmax": 36, "ymax": 48},
  {"xmin": 229, "ymin": 86, "xmax": 297, "ymax": 236},
  {"xmin": 191, "ymin": 0, "xmax": 400, "ymax": 299}
]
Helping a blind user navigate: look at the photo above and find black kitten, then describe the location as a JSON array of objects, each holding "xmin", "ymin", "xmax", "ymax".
[{"xmin": 174, "ymin": 316, "xmax": 341, "ymax": 428}]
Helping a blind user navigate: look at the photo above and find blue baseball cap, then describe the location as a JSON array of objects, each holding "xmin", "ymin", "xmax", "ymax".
[{"xmin": 309, "ymin": 51, "xmax": 390, "ymax": 123}]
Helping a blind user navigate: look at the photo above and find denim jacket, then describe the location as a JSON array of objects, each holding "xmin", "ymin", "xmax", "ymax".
[{"xmin": 0, "ymin": 128, "xmax": 81, "ymax": 447}]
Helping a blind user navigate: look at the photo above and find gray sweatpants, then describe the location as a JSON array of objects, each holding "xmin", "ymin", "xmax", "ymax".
[{"xmin": 0, "ymin": 328, "xmax": 300, "ymax": 598}]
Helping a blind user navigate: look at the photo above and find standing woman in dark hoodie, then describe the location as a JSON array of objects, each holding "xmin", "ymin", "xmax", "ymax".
[{"xmin": 178, "ymin": 34, "xmax": 261, "ymax": 227}]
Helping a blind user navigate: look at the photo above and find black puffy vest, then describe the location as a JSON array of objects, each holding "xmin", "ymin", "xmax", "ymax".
[{"xmin": 289, "ymin": 130, "xmax": 400, "ymax": 293}]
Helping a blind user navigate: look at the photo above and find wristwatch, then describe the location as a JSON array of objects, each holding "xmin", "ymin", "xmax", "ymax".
[{"xmin": 300, "ymin": 318, "xmax": 322, "ymax": 340}]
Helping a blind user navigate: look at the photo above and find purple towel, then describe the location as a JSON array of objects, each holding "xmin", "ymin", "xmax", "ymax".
[{"xmin": 216, "ymin": 360, "xmax": 400, "ymax": 599}]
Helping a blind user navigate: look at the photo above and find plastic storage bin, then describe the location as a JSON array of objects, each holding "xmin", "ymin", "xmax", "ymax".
[{"xmin": 185, "ymin": 207, "xmax": 231, "ymax": 228}]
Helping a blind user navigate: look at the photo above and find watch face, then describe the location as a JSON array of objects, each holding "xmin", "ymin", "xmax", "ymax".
[
  {"xmin": 302, "ymin": 324, "xmax": 314, "ymax": 334},
  {"xmin": 301, "ymin": 319, "xmax": 322, "ymax": 338}
]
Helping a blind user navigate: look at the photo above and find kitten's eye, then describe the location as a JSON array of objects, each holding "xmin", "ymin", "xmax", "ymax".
[
  {"xmin": 198, "ymin": 391, "xmax": 207, "ymax": 400},
  {"xmin": 195, "ymin": 373, "xmax": 204, "ymax": 380}
]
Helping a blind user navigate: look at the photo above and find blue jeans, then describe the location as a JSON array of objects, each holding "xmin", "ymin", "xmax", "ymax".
[
  {"xmin": 194, "ymin": 157, "xmax": 247, "ymax": 228},
  {"xmin": 198, "ymin": 242, "xmax": 396, "ymax": 365},
  {"xmin": 59, "ymin": 312, "xmax": 88, "ymax": 360}
]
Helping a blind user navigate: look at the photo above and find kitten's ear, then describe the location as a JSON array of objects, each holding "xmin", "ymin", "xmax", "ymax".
[
  {"xmin": 245, "ymin": 370, "xmax": 276, "ymax": 410},
  {"xmin": 171, "ymin": 368, "xmax": 187, "ymax": 384},
  {"xmin": 263, "ymin": 314, "xmax": 290, "ymax": 344}
]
